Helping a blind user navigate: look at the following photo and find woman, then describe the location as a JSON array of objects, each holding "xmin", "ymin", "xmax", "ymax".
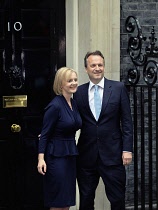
[{"xmin": 37, "ymin": 67, "xmax": 82, "ymax": 210}]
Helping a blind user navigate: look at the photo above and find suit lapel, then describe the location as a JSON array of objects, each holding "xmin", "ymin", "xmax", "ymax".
[
  {"xmin": 100, "ymin": 78, "xmax": 112, "ymax": 116},
  {"xmin": 81, "ymin": 83, "xmax": 95, "ymax": 119}
]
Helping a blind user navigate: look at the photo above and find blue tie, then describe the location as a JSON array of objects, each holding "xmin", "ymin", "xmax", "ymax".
[{"xmin": 94, "ymin": 85, "xmax": 101, "ymax": 120}]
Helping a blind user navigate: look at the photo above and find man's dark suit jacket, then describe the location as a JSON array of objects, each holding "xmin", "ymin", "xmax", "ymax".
[{"xmin": 73, "ymin": 77, "xmax": 133, "ymax": 167}]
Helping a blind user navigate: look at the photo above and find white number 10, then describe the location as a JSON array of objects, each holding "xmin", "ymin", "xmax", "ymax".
[{"xmin": 8, "ymin": 22, "xmax": 22, "ymax": 31}]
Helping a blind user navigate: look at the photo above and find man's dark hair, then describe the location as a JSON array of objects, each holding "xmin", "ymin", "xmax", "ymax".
[{"xmin": 84, "ymin": 50, "xmax": 105, "ymax": 68}]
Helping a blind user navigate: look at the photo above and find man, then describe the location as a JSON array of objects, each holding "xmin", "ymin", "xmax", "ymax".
[{"xmin": 73, "ymin": 50, "xmax": 133, "ymax": 210}]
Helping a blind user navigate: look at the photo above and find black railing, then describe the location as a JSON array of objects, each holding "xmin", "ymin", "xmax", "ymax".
[
  {"xmin": 125, "ymin": 15, "xmax": 158, "ymax": 209},
  {"xmin": 126, "ymin": 85, "xmax": 158, "ymax": 210},
  {"xmin": 125, "ymin": 16, "xmax": 158, "ymax": 86}
]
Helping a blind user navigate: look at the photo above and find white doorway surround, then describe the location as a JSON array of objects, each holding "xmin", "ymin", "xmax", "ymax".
[{"xmin": 66, "ymin": 1, "xmax": 120, "ymax": 209}]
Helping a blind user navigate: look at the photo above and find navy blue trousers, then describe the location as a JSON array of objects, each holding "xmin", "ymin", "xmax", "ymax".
[{"xmin": 77, "ymin": 155, "xmax": 126, "ymax": 210}]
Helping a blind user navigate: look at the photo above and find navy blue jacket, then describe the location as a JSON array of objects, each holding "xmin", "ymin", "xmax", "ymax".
[
  {"xmin": 73, "ymin": 78, "xmax": 133, "ymax": 167},
  {"xmin": 38, "ymin": 95, "xmax": 82, "ymax": 157}
]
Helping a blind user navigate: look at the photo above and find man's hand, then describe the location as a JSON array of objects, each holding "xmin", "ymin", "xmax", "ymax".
[{"xmin": 122, "ymin": 152, "xmax": 132, "ymax": 165}]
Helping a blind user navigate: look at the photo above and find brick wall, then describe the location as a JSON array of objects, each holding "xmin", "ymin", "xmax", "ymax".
[{"xmin": 120, "ymin": 0, "xmax": 158, "ymax": 84}]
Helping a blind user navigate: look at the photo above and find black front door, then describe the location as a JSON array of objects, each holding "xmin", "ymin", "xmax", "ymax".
[{"xmin": 0, "ymin": 1, "xmax": 65, "ymax": 210}]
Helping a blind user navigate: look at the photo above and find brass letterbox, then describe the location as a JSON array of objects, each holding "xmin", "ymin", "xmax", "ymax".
[{"xmin": 3, "ymin": 95, "xmax": 27, "ymax": 108}]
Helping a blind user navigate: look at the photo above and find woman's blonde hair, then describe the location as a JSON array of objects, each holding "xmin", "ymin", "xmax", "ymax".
[{"xmin": 53, "ymin": 67, "xmax": 78, "ymax": 95}]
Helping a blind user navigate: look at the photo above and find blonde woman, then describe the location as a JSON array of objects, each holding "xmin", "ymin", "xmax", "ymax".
[{"xmin": 37, "ymin": 67, "xmax": 82, "ymax": 210}]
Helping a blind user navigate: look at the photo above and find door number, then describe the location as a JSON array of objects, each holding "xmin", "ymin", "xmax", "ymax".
[{"xmin": 8, "ymin": 22, "xmax": 22, "ymax": 31}]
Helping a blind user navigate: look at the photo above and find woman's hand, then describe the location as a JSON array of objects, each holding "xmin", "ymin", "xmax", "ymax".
[{"xmin": 37, "ymin": 159, "xmax": 47, "ymax": 175}]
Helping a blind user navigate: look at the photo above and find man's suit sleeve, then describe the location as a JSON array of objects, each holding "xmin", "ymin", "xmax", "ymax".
[{"xmin": 120, "ymin": 84, "xmax": 133, "ymax": 153}]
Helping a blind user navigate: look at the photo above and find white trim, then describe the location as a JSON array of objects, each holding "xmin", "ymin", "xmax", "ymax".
[{"xmin": 66, "ymin": 0, "xmax": 79, "ymax": 71}]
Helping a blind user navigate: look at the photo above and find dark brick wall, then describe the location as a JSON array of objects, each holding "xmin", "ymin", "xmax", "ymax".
[
  {"xmin": 120, "ymin": 0, "xmax": 158, "ymax": 84},
  {"xmin": 120, "ymin": 0, "xmax": 158, "ymax": 209}
]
